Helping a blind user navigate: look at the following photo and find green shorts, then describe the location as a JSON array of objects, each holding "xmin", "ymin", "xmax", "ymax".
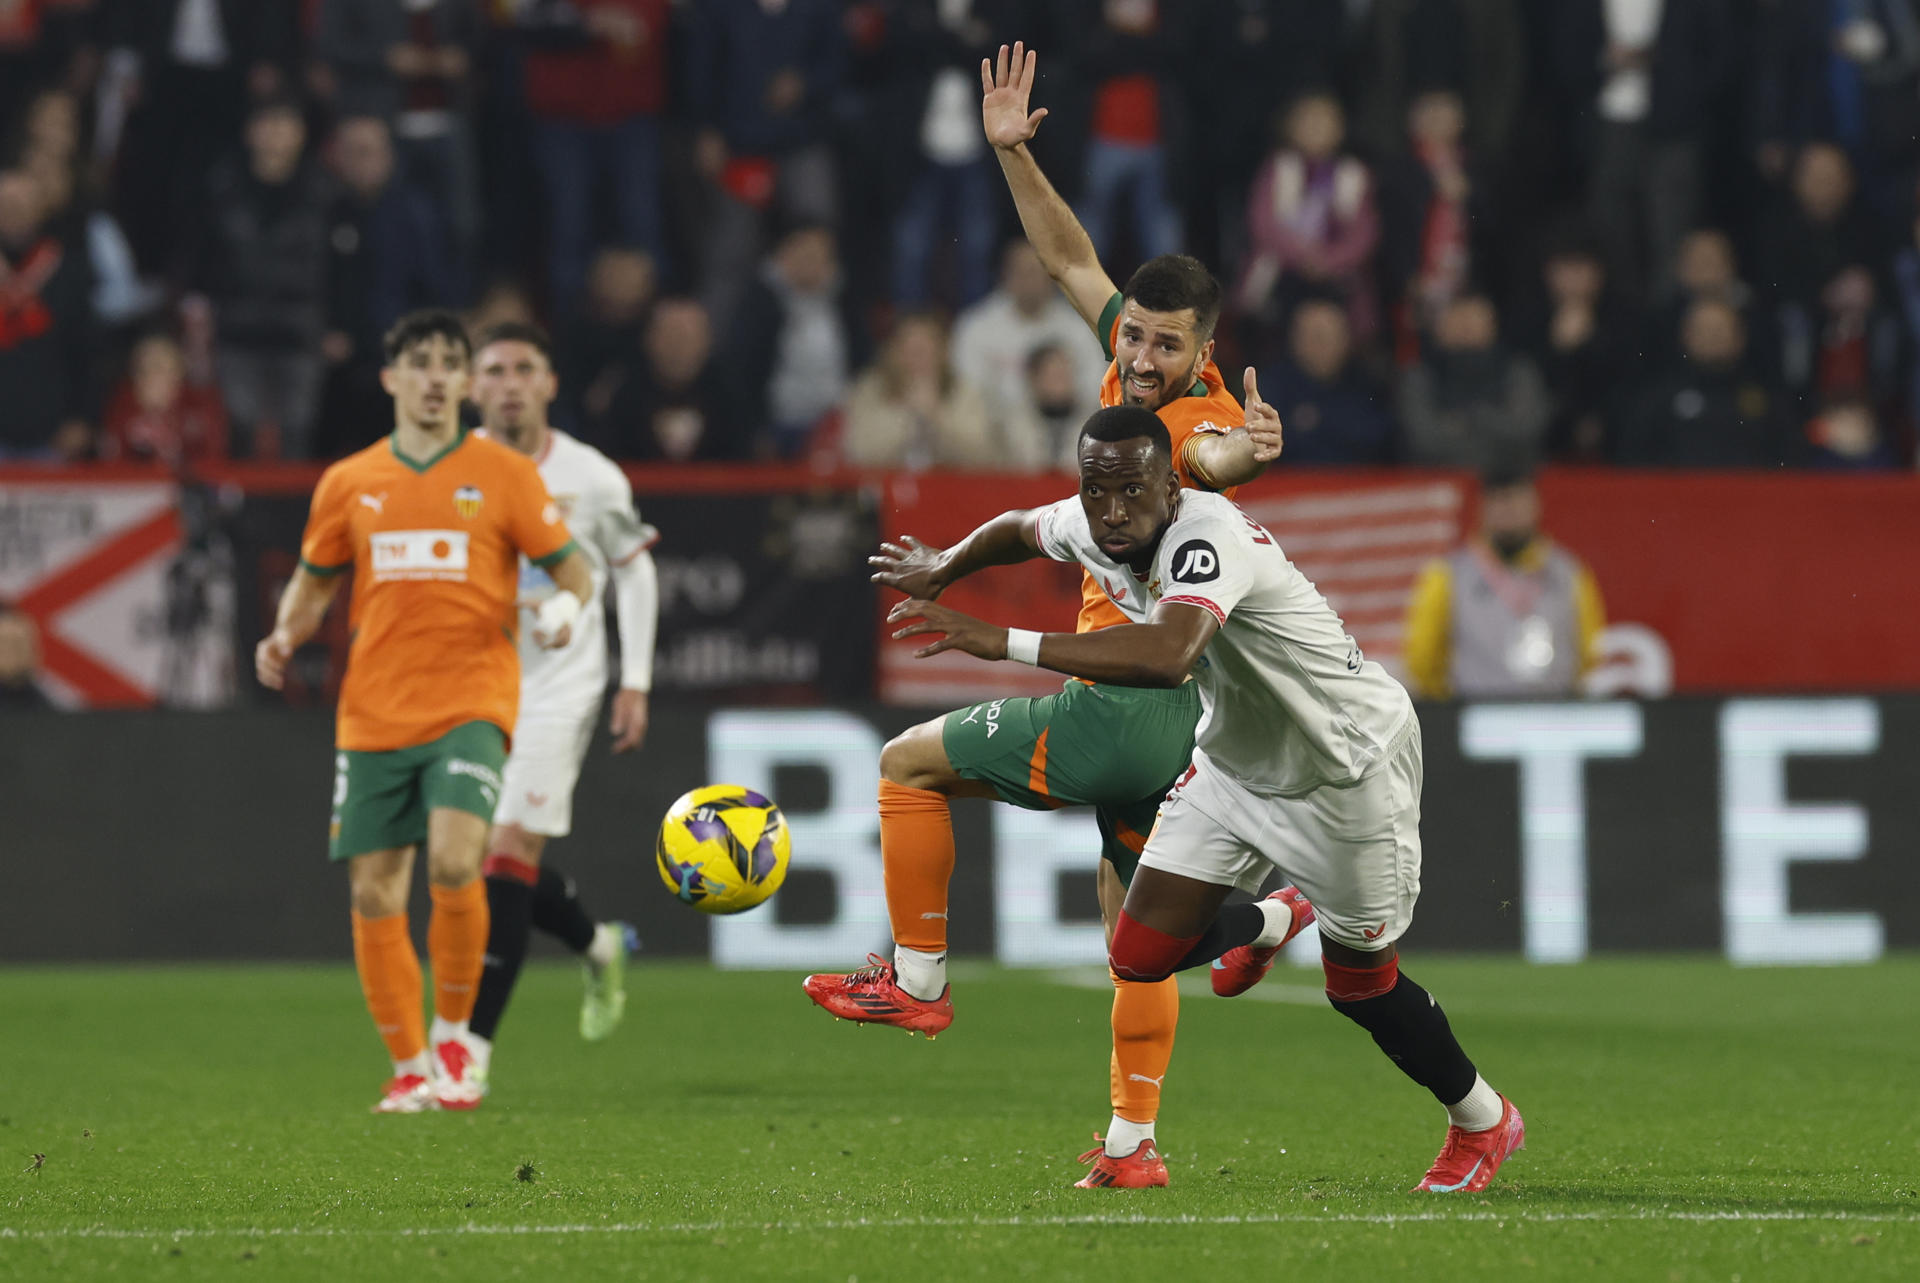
[
  {"xmin": 329, "ymin": 721, "xmax": 508, "ymax": 861},
  {"xmin": 941, "ymin": 680, "xmax": 1201, "ymax": 884}
]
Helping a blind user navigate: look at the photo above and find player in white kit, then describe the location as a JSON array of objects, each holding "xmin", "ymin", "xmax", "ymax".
[
  {"xmin": 881, "ymin": 404, "xmax": 1526, "ymax": 1193},
  {"xmin": 461, "ymin": 323, "xmax": 661, "ymax": 1095}
]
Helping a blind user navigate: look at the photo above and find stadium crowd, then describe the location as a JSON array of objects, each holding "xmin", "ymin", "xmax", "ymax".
[{"xmin": 1, "ymin": 0, "xmax": 1917, "ymax": 472}]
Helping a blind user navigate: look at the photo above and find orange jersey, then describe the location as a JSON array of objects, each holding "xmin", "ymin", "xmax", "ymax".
[
  {"xmin": 299, "ymin": 431, "xmax": 576, "ymax": 751},
  {"xmin": 1079, "ymin": 292, "xmax": 1246, "ymax": 633}
]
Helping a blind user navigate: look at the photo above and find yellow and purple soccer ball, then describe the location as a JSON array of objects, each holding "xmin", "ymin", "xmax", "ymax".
[{"xmin": 656, "ymin": 784, "xmax": 791, "ymax": 915}]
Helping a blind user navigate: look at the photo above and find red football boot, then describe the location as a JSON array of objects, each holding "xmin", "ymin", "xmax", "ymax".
[
  {"xmin": 802, "ymin": 953, "xmax": 953, "ymax": 1037},
  {"xmin": 1074, "ymin": 1136, "xmax": 1170, "ymax": 1189},
  {"xmin": 1414, "ymin": 1096, "xmax": 1526, "ymax": 1193},
  {"xmin": 1211, "ymin": 885, "xmax": 1316, "ymax": 996}
]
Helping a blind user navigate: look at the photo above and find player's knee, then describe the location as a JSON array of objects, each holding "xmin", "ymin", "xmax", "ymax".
[
  {"xmin": 488, "ymin": 823, "xmax": 545, "ymax": 866},
  {"xmin": 1107, "ymin": 909, "xmax": 1191, "ymax": 984},
  {"xmin": 879, "ymin": 724, "xmax": 952, "ymax": 793},
  {"xmin": 1322, "ymin": 950, "xmax": 1400, "ymax": 1006},
  {"xmin": 349, "ymin": 876, "xmax": 407, "ymax": 918}
]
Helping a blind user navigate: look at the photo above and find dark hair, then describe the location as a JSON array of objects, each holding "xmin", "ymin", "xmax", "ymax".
[
  {"xmin": 1077, "ymin": 404, "xmax": 1173, "ymax": 465},
  {"xmin": 383, "ymin": 309, "xmax": 471, "ymax": 365},
  {"xmin": 473, "ymin": 321, "xmax": 553, "ymax": 361},
  {"xmin": 1122, "ymin": 255, "xmax": 1223, "ymax": 344}
]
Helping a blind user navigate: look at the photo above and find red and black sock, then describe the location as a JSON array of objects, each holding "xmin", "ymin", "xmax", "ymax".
[
  {"xmin": 469, "ymin": 855, "xmax": 537, "ymax": 1042},
  {"xmin": 1325, "ymin": 957, "xmax": 1478, "ymax": 1106},
  {"xmin": 532, "ymin": 864, "xmax": 597, "ymax": 954}
]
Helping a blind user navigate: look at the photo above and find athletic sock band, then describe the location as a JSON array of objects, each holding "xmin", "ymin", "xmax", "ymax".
[{"xmin": 1109, "ymin": 910, "xmax": 1203, "ymax": 983}]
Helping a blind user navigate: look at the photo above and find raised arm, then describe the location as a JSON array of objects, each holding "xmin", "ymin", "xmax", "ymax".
[
  {"xmin": 1184, "ymin": 368, "xmax": 1285, "ymax": 489},
  {"xmin": 868, "ymin": 508, "xmax": 1045, "ymax": 600},
  {"xmin": 982, "ymin": 43, "xmax": 1117, "ymax": 328}
]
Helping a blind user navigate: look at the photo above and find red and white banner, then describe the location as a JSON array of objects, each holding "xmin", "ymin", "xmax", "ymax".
[{"xmin": 0, "ymin": 478, "xmax": 232, "ymax": 707}]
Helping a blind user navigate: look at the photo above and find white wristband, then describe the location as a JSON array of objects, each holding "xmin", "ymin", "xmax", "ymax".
[
  {"xmin": 1005, "ymin": 628, "xmax": 1042, "ymax": 666},
  {"xmin": 533, "ymin": 589, "xmax": 583, "ymax": 641}
]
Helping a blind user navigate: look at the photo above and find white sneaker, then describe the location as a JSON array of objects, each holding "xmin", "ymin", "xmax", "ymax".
[
  {"xmin": 372, "ymin": 1072, "xmax": 436, "ymax": 1114},
  {"xmin": 433, "ymin": 1037, "xmax": 487, "ymax": 1111}
]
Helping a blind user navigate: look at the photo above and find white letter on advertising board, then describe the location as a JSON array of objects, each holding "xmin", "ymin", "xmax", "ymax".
[
  {"xmin": 1461, "ymin": 703, "xmax": 1644, "ymax": 963},
  {"xmin": 707, "ymin": 710, "xmax": 889, "ymax": 968},
  {"xmin": 993, "ymin": 807, "xmax": 1108, "ymax": 966},
  {"xmin": 1719, "ymin": 699, "xmax": 1880, "ymax": 965}
]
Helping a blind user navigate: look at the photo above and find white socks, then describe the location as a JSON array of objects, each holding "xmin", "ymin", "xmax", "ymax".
[
  {"xmin": 429, "ymin": 1016, "xmax": 467, "ymax": 1049},
  {"xmin": 586, "ymin": 923, "xmax": 619, "ymax": 971},
  {"xmin": 1445, "ymin": 1075, "xmax": 1505, "ymax": 1132},
  {"xmin": 393, "ymin": 1051, "xmax": 432, "ymax": 1079},
  {"xmin": 1250, "ymin": 896, "xmax": 1297, "ymax": 949},
  {"xmin": 1104, "ymin": 1115, "xmax": 1155, "ymax": 1158},
  {"xmin": 892, "ymin": 945, "xmax": 947, "ymax": 1001}
]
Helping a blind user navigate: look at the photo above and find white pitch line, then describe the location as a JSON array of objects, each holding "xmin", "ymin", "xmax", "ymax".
[{"xmin": 6, "ymin": 1209, "xmax": 1918, "ymax": 1242}]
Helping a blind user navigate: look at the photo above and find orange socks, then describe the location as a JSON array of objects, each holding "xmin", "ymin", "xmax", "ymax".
[
  {"xmin": 1109, "ymin": 970, "xmax": 1179, "ymax": 1125},
  {"xmin": 427, "ymin": 878, "xmax": 489, "ymax": 1023},
  {"xmin": 879, "ymin": 779, "xmax": 955, "ymax": 952},
  {"xmin": 351, "ymin": 910, "xmax": 426, "ymax": 1064}
]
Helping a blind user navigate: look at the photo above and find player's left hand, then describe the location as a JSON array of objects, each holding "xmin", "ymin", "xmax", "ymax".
[
  {"xmin": 610, "ymin": 688, "xmax": 650, "ymax": 754},
  {"xmin": 869, "ymin": 535, "xmax": 950, "ymax": 599},
  {"xmin": 888, "ymin": 598, "xmax": 1006, "ymax": 661},
  {"xmin": 1243, "ymin": 367, "xmax": 1283, "ymax": 463}
]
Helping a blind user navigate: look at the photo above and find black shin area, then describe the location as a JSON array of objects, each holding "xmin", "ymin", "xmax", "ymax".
[
  {"xmin": 1328, "ymin": 970, "xmax": 1478, "ymax": 1106},
  {"xmin": 531, "ymin": 865, "xmax": 597, "ymax": 953},
  {"xmin": 469, "ymin": 875, "xmax": 533, "ymax": 1041},
  {"xmin": 1170, "ymin": 902, "xmax": 1266, "ymax": 972}
]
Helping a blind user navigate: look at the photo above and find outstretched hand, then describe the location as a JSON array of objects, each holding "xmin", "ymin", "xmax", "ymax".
[
  {"xmin": 1243, "ymin": 366, "xmax": 1283, "ymax": 463},
  {"xmin": 868, "ymin": 535, "xmax": 950, "ymax": 600},
  {"xmin": 888, "ymin": 597, "xmax": 1008, "ymax": 662},
  {"xmin": 981, "ymin": 42, "xmax": 1049, "ymax": 149}
]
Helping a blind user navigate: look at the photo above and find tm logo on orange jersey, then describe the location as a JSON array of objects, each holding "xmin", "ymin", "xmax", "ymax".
[{"xmin": 371, "ymin": 530, "xmax": 470, "ymax": 581}]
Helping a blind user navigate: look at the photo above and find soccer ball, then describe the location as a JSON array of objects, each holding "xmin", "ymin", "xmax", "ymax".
[{"xmin": 656, "ymin": 785, "xmax": 791, "ymax": 915}]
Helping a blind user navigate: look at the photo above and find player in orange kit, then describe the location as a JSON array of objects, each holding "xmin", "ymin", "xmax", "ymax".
[
  {"xmin": 256, "ymin": 310, "xmax": 593, "ymax": 1114},
  {"xmin": 804, "ymin": 43, "xmax": 1302, "ymax": 1189}
]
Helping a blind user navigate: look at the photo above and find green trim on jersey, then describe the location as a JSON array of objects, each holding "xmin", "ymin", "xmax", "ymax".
[
  {"xmin": 531, "ymin": 538, "xmax": 578, "ymax": 569},
  {"xmin": 941, "ymin": 679, "xmax": 1201, "ymax": 884},
  {"xmin": 388, "ymin": 428, "xmax": 468, "ymax": 474},
  {"xmin": 299, "ymin": 557, "xmax": 350, "ymax": 577},
  {"xmin": 1093, "ymin": 290, "xmax": 1209, "ymax": 399},
  {"xmin": 328, "ymin": 720, "xmax": 507, "ymax": 861}
]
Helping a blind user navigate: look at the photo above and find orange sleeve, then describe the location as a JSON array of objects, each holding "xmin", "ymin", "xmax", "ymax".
[
  {"xmin": 298, "ymin": 465, "xmax": 354, "ymax": 576},
  {"xmin": 504, "ymin": 454, "xmax": 575, "ymax": 567}
]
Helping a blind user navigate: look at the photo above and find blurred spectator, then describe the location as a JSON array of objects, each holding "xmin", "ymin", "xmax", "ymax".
[
  {"xmin": 1513, "ymin": 230, "xmax": 1633, "ymax": 462},
  {"xmin": 1751, "ymin": 0, "xmax": 1920, "ymax": 194},
  {"xmin": 465, "ymin": 275, "xmax": 537, "ymax": 334},
  {"xmin": 1778, "ymin": 263, "xmax": 1903, "ymax": 412},
  {"xmin": 1235, "ymin": 91, "xmax": 1381, "ymax": 356},
  {"xmin": 602, "ymin": 297, "xmax": 739, "ymax": 461},
  {"xmin": 319, "ymin": 114, "xmax": 457, "ymax": 457},
  {"xmin": 316, "ymin": 0, "xmax": 481, "ymax": 278},
  {"xmin": 1183, "ymin": 0, "xmax": 1347, "ymax": 273},
  {"xmin": 728, "ymin": 221, "xmax": 860, "ymax": 458},
  {"xmin": 1803, "ymin": 393, "xmax": 1902, "ymax": 468},
  {"xmin": 0, "ymin": 0, "xmax": 98, "ymax": 129},
  {"xmin": 884, "ymin": 0, "xmax": 1007, "ymax": 309},
  {"xmin": 515, "ymin": 0, "xmax": 671, "ymax": 312},
  {"xmin": 1756, "ymin": 142, "xmax": 1882, "ymax": 312},
  {"xmin": 839, "ymin": 309, "xmax": 1008, "ymax": 470},
  {"xmin": 0, "ymin": 163, "xmax": 94, "ymax": 461},
  {"xmin": 1398, "ymin": 292, "xmax": 1550, "ymax": 470},
  {"xmin": 99, "ymin": 330, "xmax": 228, "ymax": 467},
  {"xmin": 1659, "ymin": 228, "xmax": 1755, "ymax": 341},
  {"xmin": 1071, "ymin": 0, "xmax": 1185, "ymax": 265},
  {"xmin": 184, "ymin": 94, "xmax": 329, "ymax": 459},
  {"xmin": 950, "ymin": 240, "xmax": 1108, "ymax": 432},
  {"xmin": 1403, "ymin": 460, "xmax": 1606, "ymax": 699},
  {"xmin": 1552, "ymin": 0, "xmax": 1730, "ymax": 302},
  {"xmin": 559, "ymin": 244, "xmax": 655, "ymax": 437},
  {"xmin": 1377, "ymin": 89, "xmax": 1489, "ymax": 354},
  {"xmin": 1354, "ymin": 0, "xmax": 1524, "ymax": 169},
  {"xmin": 104, "ymin": 0, "xmax": 304, "ymax": 271},
  {"xmin": 688, "ymin": 0, "xmax": 845, "ymax": 332},
  {"xmin": 0, "ymin": 605, "xmax": 51, "ymax": 710},
  {"xmin": 1259, "ymin": 297, "xmax": 1396, "ymax": 464},
  {"xmin": 1003, "ymin": 341, "xmax": 1102, "ymax": 470},
  {"xmin": 1617, "ymin": 298, "xmax": 1794, "ymax": 466}
]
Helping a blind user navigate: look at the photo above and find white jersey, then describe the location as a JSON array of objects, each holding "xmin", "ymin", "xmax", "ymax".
[
  {"xmin": 512, "ymin": 430, "xmax": 657, "ymax": 715},
  {"xmin": 1035, "ymin": 489, "xmax": 1413, "ymax": 797}
]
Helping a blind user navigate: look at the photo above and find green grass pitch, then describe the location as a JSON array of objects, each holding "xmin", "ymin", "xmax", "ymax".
[{"xmin": 2, "ymin": 958, "xmax": 1917, "ymax": 1281}]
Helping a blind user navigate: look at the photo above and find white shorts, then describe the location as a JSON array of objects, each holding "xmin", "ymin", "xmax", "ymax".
[
  {"xmin": 494, "ymin": 710, "xmax": 597, "ymax": 837},
  {"xmin": 1138, "ymin": 718, "xmax": 1424, "ymax": 951}
]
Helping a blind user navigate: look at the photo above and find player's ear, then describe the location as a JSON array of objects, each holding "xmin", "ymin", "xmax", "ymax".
[{"xmin": 378, "ymin": 365, "xmax": 397, "ymax": 396}]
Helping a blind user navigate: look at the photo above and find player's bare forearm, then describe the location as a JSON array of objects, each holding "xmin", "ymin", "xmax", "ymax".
[
  {"xmin": 871, "ymin": 510, "xmax": 1043, "ymax": 598},
  {"xmin": 1186, "ymin": 429, "xmax": 1268, "ymax": 490},
  {"xmin": 993, "ymin": 144, "xmax": 1115, "ymax": 325},
  {"xmin": 273, "ymin": 567, "xmax": 341, "ymax": 648},
  {"xmin": 547, "ymin": 548, "xmax": 593, "ymax": 603},
  {"xmin": 889, "ymin": 599, "xmax": 1216, "ymax": 688}
]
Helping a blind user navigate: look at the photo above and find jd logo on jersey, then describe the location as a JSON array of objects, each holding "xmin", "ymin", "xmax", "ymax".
[
  {"xmin": 1170, "ymin": 539, "xmax": 1220, "ymax": 583},
  {"xmin": 453, "ymin": 486, "xmax": 484, "ymax": 519}
]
